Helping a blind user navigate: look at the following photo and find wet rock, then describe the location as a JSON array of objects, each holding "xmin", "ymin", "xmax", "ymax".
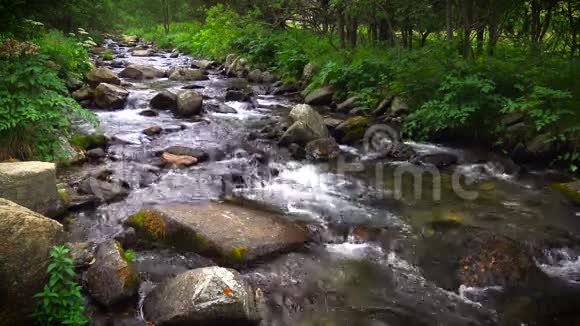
[
  {"xmin": 226, "ymin": 56, "xmax": 250, "ymax": 78},
  {"xmin": 272, "ymin": 83, "xmax": 298, "ymax": 95},
  {"xmin": 371, "ymin": 142, "xmax": 417, "ymax": 162},
  {"xmin": 305, "ymin": 86, "xmax": 334, "ymax": 106},
  {"xmin": 150, "ymin": 90, "xmax": 178, "ymax": 111},
  {"xmin": 181, "ymin": 84, "xmax": 205, "ymax": 90},
  {"xmin": 169, "ymin": 68, "xmax": 209, "ymax": 81},
  {"xmin": 87, "ymin": 148, "xmax": 106, "ymax": 160},
  {"xmin": 162, "ymin": 146, "xmax": 209, "ymax": 162},
  {"xmin": 419, "ymin": 227, "xmax": 547, "ymax": 291},
  {"xmin": 174, "ymin": 90, "xmax": 203, "ymax": 118},
  {"xmin": 552, "ymin": 181, "xmax": 580, "ymax": 205},
  {"xmin": 143, "ymin": 267, "xmax": 260, "ymax": 325},
  {"xmin": 161, "ymin": 152, "xmax": 198, "ymax": 168},
  {"xmin": 336, "ymin": 96, "xmax": 360, "ymax": 113},
  {"xmin": 323, "ymin": 117, "xmax": 344, "ymax": 132},
  {"xmin": 72, "ymin": 84, "xmax": 94, "ymax": 101},
  {"xmin": 127, "ymin": 202, "xmax": 310, "ymax": 265},
  {"xmin": 86, "ymin": 240, "xmax": 139, "ymax": 307},
  {"xmin": 86, "ymin": 67, "xmax": 121, "ymax": 87},
  {"xmin": 305, "ymin": 137, "xmax": 340, "ymax": 161},
  {"xmin": 138, "ymin": 109, "xmax": 159, "ymax": 117},
  {"xmin": 110, "ymin": 59, "xmax": 125, "ymax": 68},
  {"xmin": 207, "ymin": 103, "xmax": 237, "ymax": 114},
  {"xmin": 248, "ymin": 69, "xmax": 263, "ymax": 83},
  {"xmin": 121, "ymin": 35, "xmax": 138, "ymax": 46},
  {"xmin": 132, "ymin": 49, "xmax": 155, "ymax": 57},
  {"xmin": 289, "ymin": 143, "xmax": 307, "ymax": 160},
  {"xmin": 94, "ymin": 83, "xmax": 129, "ymax": 110},
  {"xmin": 335, "ymin": 116, "xmax": 368, "ymax": 144},
  {"xmin": 191, "ymin": 59, "xmax": 217, "ymax": 70},
  {"xmin": 65, "ymin": 241, "xmax": 97, "ymax": 269},
  {"xmin": 0, "ymin": 161, "xmax": 59, "ymax": 216},
  {"xmin": 416, "ymin": 153, "xmax": 458, "ymax": 168},
  {"xmin": 119, "ymin": 64, "xmax": 165, "ymax": 80},
  {"xmin": 280, "ymin": 104, "xmax": 329, "ymax": 146},
  {"xmin": 374, "ymin": 93, "xmax": 395, "ymax": 117},
  {"xmin": 77, "ymin": 171, "xmax": 130, "ymax": 203},
  {"xmin": 225, "ymin": 90, "xmax": 251, "ymax": 102},
  {"xmin": 0, "ymin": 200, "xmax": 64, "ymax": 325},
  {"xmin": 143, "ymin": 126, "xmax": 162, "ymax": 137}
]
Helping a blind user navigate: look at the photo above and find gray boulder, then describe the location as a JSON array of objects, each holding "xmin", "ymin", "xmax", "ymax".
[
  {"xmin": 127, "ymin": 202, "xmax": 310, "ymax": 265},
  {"xmin": 0, "ymin": 161, "xmax": 59, "ymax": 216},
  {"xmin": 336, "ymin": 96, "xmax": 360, "ymax": 113},
  {"xmin": 86, "ymin": 240, "xmax": 139, "ymax": 307},
  {"xmin": 71, "ymin": 85, "xmax": 94, "ymax": 101},
  {"xmin": 94, "ymin": 83, "xmax": 129, "ymax": 110},
  {"xmin": 169, "ymin": 68, "xmax": 209, "ymax": 81},
  {"xmin": 248, "ymin": 69, "xmax": 263, "ymax": 83},
  {"xmin": 225, "ymin": 90, "xmax": 251, "ymax": 102},
  {"xmin": 175, "ymin": 90, "xmax": 203, "ymax": 117},
  {"xmin": 150, "ymin": 90, "xmax": 178, "ymax": 111},
  {"xmin": 305, "ymin": 86, "xmax": 334, "ymax": 106},
  {"xmin": 119, "ymin": 65, "xmax": 165, "ymax": 80},
  {"xmin": 86, "ymin": 67, "xmax": 121, "ymax": 87},
  {"xmin": 143, "ymin": 267, "xmax": 260, "ymax": 325},
  {"xmin": 0, "ymin": 199, "xmax": 64, "ymax": 325},
  {"xmin": 279, "ymin": 104, "xmax": 329, "ymax": 146}
]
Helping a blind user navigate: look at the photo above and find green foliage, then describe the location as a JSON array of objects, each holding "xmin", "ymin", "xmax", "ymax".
[
  {"xmin": 35, "ymin": 30, "xmax": 92, "ymax": 80},
  {"xmin": 0, "ymin": 38, "xmax": 96, "ymax": 161},
  {"xmin": 123, "ymin": 249, "xmax": 137, "ymax": 263},
  {"xmin": 34, "ymin": 246, "xmax": 87, "ymax": 326},
  {"xmin": 405, "ymin": 74, "xmax": 506, "ymax": 140}
]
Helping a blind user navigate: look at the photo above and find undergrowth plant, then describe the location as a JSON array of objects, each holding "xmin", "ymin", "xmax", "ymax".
[{"xmin": 34, "ymin": 246, "xmax": 87, "ymax": 326}]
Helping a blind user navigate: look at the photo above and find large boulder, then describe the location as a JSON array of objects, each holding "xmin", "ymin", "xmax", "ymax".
[
  {"xmin": 0, "ymin": 162, "xmax": 59, "ymax": 216},
  {"xmin": 127, "ymin": 202, "xmax": 310, "ymax": 265},
  {"xmin": 150, "ymin": 90, "xmax": 178, "ymax": 111},
  {"xmin": 119, "ymin": 64, "xmax": 165, "ymax": 80},
  {"xmin": 169, "ymin": 68, "xmax": 209, "ymax": 81},
  {"xmin": 71, "ymin": 85, "xmax": 94, "ymax": 101},
  {"xmin": 335, "ymin": 116, "xmax": 369, "ymax": 144},
  {"xmin": 279, "ymin": 104, "xmax": 329, "ymax": 146},
  {"xmin": 86, "ymin": 67, "xmax": 120, "ymax": 88},
  {"xmin": 86, "ymin": 240, "xmax": 139, "ymax": 307},
  {"xmin": 226, "ymin": 57, "xmax": 249, "ymax": 78},
  {"xmin": 174, "ymin": 90, "xmax": 203, "ymax": 118},
  {"xmin": 0, "ymin": 199, "xmax": 64, "ymax": 325},
  {"xmin": 94, "ymin": 83, "xmax": 129, "ymax": 110},
  {"xmin": 143, "ymin": 267, "xmax": 260, "ymax": 325},
  {"xmin": 305, "ymin": 86, "xmax": 334, "ymax": 106}
]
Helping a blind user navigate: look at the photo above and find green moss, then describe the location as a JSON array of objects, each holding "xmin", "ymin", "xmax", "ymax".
[
  {"xmin": 102, "ymin": 52, "xmax": 113, "ymax": 60},
  {"xmin": 229, "ymin": 246, "xmax": 248, "ymax": 262},
  {"xmin": 127, "ymin": 209, "xmax": 167, "ymax": 240},
  {"xmin": 57, "ymin": 188, "xmax": 71, "ymax": 206},
  {"xmin": 70, "ymin": 133, "xmax": 107, "ymax": 150}
]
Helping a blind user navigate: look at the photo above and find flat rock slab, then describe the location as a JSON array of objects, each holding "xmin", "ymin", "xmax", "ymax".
[
  {"xmin": 0, "ymin": 162, "xmax": 58, "ymax": 216},
  {"xmin": 129, "ymin": 202, "xmax": 310, "ymax": 265}
]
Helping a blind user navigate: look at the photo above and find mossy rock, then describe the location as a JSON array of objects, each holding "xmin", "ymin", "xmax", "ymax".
[
  {"xmin": 127, "ymin": 209, "xmax": 167, "ymax": 241},
  {"xmin": 479, "ymin": 181, "xmax": 497, "ymax": 192},
  {"xmin": 70, "ymin": 133, "xmax": 107, "ymax": 150},
  {"xmin": 552, "ymin": 181, "xmax": 580, "ymax": 205}
]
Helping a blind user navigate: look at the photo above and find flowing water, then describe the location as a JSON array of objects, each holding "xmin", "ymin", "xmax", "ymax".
[{"xmin": 62, "ymin": 41, "xmax": 580, "ymax": 325}]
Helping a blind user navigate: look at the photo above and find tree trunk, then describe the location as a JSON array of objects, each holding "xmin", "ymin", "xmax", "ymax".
[
  {"xmin": 446, "ymin": 0, "xmax": 454, "ymax": 43},
  {"xmin": 338, "ymin": 10, "xmax": 346, "ymax": 48},
  {"xmin": 162, "ymin": 0, "xmax": 170, "ymax": 34}
]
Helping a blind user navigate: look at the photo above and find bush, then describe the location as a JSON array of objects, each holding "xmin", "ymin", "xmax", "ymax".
[
  {"xmin": 0, "ymin": 38, "xmax": 96, "ymax": 161},
  {"xmin": 35, "ymin": 30, "xmax": 92, "ymax": 80},
  {"xmin": 34, "ymin": 246, "xmax": 87, "ymax": 326}
]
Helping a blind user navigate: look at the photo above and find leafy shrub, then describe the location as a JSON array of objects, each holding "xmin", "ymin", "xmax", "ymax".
[
  {"xmin": 0, "ymin": 38, "xmax": 96, "ymax": 161},
  {"xmin": 35, "ymin": 30, "xmax": 92, "ymax": 80},
  {"xmin": 34, "ymin": 246, "xmax": 87, "ymax": 326},
  {"xmin": 404, "ymin": 74, "xmax": 506, "ymax": 141},
  {"xmin": 123, "ymin": 249, "xmax": 136, "ymax": 263}
]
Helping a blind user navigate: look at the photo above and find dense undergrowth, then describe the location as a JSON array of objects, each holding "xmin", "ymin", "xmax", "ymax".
[
  {"xmin": 127, "ymin": 5, "xmax": 580, "ymax": 171},
  {"xmin": 0, "ymin": 23, "xmax": 96, "ymax": 161}
]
